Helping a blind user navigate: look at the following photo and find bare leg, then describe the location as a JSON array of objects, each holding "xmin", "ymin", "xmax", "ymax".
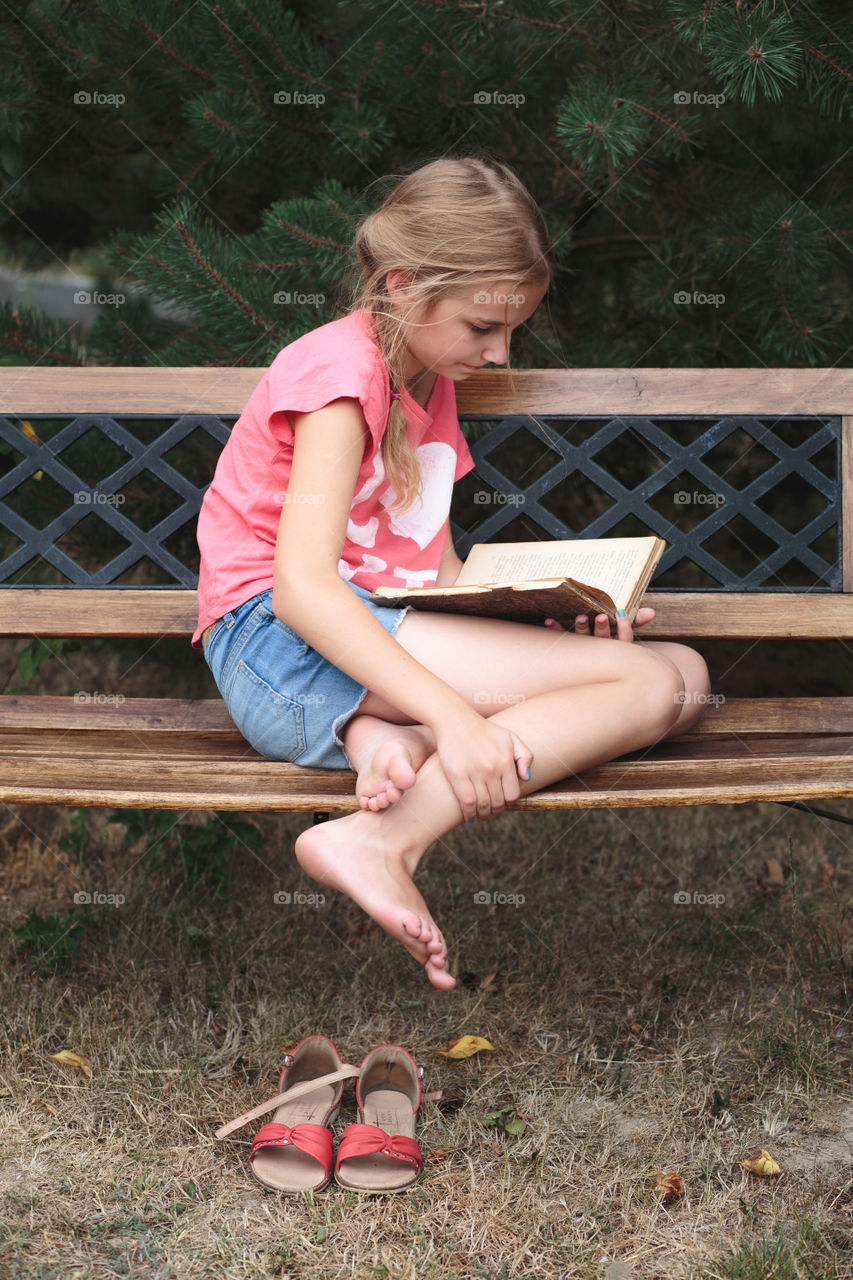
[
  {"xmin": 342, "ymin": 713, "xmax": 436, "ymax": 811},
  {"xmin": 296, "ymin": 654, "xmax": 683, "ymax": 991}
]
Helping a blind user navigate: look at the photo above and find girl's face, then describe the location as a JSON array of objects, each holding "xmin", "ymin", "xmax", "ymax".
[{"xmin": 388, "ymin": 274, "xmax": 548, "ymax": 383}]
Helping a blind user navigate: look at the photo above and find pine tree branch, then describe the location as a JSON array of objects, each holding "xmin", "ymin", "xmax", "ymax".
[
  {"xmin": 213, "ymin": 4, "xmax": 268, "ymax": 111},
  {"xmin": 239, "ymin": 4, "xmax": 345, "ymax": 98},
  {"xmin": 28, "ymin": 12, "xmax": 104, "ymax": 70},
  {"xmin": 173, "ymin": 217, "xmax": 277, "ymax": 334},
  {"xmin": 626, "ymin": 99, "xmax": 692, "ymax": 145},
  {"xmin": 273, "ymin": 219, "xmax": 350, "ymax": 253},
  {"xmin": 245, "ymin": 261, "xmax": 315, "ymax": 272},
  {"xmin": 803, "ymin": 42, "xmax": 853, "ymax": 87},
  {"xmin": 778, "ymin": 274, "xmax": 813, "ymax": 341},
  {"xmin": 131, "ymin": 16, "xmax": 224, "ymax": 90},
  {"xmin": 412, "ymin": 0, "xmax": 594, "ymax": 38},
  {"xmin": 112, "ymin": 244, "xmax": 210, "ymax": 297},
  {"xmin": 0, "ymin": 314, "xmax": 83, "ymax": 365}
]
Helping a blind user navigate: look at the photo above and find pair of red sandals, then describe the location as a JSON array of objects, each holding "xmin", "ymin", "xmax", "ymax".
[{"xmin": 215, "ymin": 1035, "xmax": 430, "ymax": 1195}]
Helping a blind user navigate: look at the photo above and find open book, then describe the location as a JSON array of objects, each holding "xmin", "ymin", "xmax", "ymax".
[{"xmin": 369, "ymin": 536, "xmax": 666, "ymax": 627}]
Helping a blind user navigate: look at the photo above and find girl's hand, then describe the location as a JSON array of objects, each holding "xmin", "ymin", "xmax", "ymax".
[
  {"xmin": 544, "ymin": 607, "xmax": 656, "ymax": 643},
  {"xmin": 434, "ymin": 713, "xmax": 533, "ymax": 822}
]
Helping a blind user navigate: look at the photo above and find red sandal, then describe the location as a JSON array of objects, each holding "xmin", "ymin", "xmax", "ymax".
[
  {"xmin": 334, "ymin": 1044, "xmax": 424, "ymax": 1194},
  {"xmin": 215, "ymin": 1034, "xmax": 359, "ymax": 1194}
]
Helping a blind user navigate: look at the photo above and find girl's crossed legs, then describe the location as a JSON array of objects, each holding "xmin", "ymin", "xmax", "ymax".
[{"xmin": 294, "ymin": 611, "xmax": 711, "ymax": 991}]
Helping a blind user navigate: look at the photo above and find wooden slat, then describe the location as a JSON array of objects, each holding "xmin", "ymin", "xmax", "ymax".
[
  {"xmin": 0, "ymin": 366, "xmax": 851, "ymax": 416},
  {"xmin": 843, "ymin": 415, "xmax": 853, "ymax": 591},
  {"xmin": 0, "ymin": 729, "xmax": 852, "ymax": 810},
  {"xmin": 3, "ymin": 695, "xmax": 853, "ymax": 736},
  {"xmin": 2, "ymin": 588, "xmax": 852, "ymax": 639}
]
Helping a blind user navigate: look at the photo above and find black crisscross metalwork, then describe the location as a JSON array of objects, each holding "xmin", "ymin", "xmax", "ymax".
[
  {"xmin": 452, "ymin": 413, "xmax": 840, "ymax": 589},
  {"xmin": 0, "ymin": 411, "xmax": 841, "ymax": 588}
]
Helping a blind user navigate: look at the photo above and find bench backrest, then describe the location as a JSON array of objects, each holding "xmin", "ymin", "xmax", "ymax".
[{"xmin": 1, "ymin": 367, "xmax": 852, "ymax": 641}]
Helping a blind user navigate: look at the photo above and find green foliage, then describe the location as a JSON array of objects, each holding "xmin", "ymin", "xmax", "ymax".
[
  {"xmin": 0, "ymin": 0, "xmax": 851, "ymax": 369},
  {"xmin": 13, "ymin": 905, "xmax": 86, "ymax": 970},
  {"xmin": 4, "ymin": 637, "xmax": 82, "ymax": 694},
  {"xmin": 107, "ymin": 808, "xmax": 264, "ymax": 895}
]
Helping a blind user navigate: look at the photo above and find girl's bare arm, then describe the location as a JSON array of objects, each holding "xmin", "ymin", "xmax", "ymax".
[
  {"xmin": 271, "ymin": 397, "xmax": 477, "ymax": 735},
  {"xmin": 435, "ymin": 524, "xmax": 464, "ymax": 587}
]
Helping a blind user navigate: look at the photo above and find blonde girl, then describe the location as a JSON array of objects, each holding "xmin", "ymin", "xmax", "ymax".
[{"xmin": 194, "ymin": 155, "xmax": 711, "ymax": 991}]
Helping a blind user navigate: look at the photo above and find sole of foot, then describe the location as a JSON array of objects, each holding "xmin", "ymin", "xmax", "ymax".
[{"xmin": 294, "ymin": 814, "xmax": 456, "ymax": 991}]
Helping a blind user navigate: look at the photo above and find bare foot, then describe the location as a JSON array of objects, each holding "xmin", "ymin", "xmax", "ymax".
[
  {"xmin": 343, "ymin": 715, "xmax": 435, "ymax": 812},
  {"xmin": 294, "ymin": 809, "xmax": 455, "ymax": 991}
]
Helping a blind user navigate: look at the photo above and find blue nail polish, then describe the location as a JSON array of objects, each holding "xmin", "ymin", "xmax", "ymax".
[
  {"xmin": 617, "ymin": 608, "xmax": 626, "ymax": 617},
  {"xmin": 467, "ymin": 817, "xmax": 475, "ymax": 823},
  {"xmin": 525, "ymin": 768, "xmax": 530, "ymax": 779}
]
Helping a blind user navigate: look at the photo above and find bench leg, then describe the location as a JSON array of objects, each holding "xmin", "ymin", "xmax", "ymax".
[{"xmin": 776, "ymin": 800, "xmax": 853, "ymax": 827}]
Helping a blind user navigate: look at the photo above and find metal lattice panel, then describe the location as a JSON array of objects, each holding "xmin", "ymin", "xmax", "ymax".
[
  {"xmin": 452, "ymin": 413, "xmax": 841, "ymax": 590},
  {"xmin": 0, "ymin": 411, "xmax": 841, "ymax": 590},
  {"xmin": 0, "ymin": 414, "xmax": 232, "ymax": 586}
]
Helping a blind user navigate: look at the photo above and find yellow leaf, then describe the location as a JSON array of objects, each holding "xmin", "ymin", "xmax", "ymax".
[
  {"xmin": 436, "ymin": 1035, "xmax": 494, "ymax": 1059},
  {"xmin": 48, "ymin": 1050, "xmax": 93, "ymax": 1078},
  {"xmin": 654, "ymin": 1171, "xmax": 685, "ymax": 1198},
  {"xmin": 20, "ymin": 420, "xmax": 43, "ymax": 480},
  {"xmin": 741, "ymin": 1148, "xmax": 780, "ymax": 1176}
]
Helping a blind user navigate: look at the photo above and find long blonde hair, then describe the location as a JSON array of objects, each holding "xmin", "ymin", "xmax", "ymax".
[{"xmin": 341, "ymin": 155, "xmax": 554, "ymax": 514}]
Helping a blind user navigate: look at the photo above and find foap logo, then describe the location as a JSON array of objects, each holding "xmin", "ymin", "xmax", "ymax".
[
  {"xmin": 73, "ymin": 90, "xmax": 126, "ymax": 107},
  {"xmin": 674, "ymin": 289, "xmax": 725, "ymax": 308},
  {"xmin": 273, "ymin": 90, "xmax": 325, "ymax": 107},
  {"xmin": 273, "ymin": 291, "xmax": 325, "ymax": 306},
  {"xmin": 673, "ymin": 889, "xmax": 726, "ymax": 908},
  {"xmin": 473, "ymin": 889, "xmax": 525, "ymax": 907},
  {"xmin": 73, "ymin": 290, "xmax": 125, "ymax": 307},
  {"xmin": 473, "ymin": 290, "xmax": 527, "ymax": 307},
  {"xmin": 673, "ymin": 89, "xmax": 725, "ymax": 108},
  {"xmin": 473, "ymin": 91, "xmax": 525, "ymax": 107},
  {"xmin": 74, "ymin": 891, "xmax": 125, "ymax": 907}
]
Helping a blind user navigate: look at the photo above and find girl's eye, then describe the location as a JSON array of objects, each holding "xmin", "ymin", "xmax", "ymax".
[{"xmin": 469, "ymin": 324, "xmax": 491, "ymax": 334}]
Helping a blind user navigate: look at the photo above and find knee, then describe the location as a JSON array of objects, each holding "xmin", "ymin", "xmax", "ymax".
[
  {"xmin": 669, "ymin": 643, "xmax": 712, "ymax": 730},
  {"xmin": 630, "ymin": 649, "xmax": 688, "ymax": 740}
]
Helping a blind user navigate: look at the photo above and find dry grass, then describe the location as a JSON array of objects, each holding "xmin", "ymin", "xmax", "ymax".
[{"xmin": 2, "ymin": 793, "xmax": 852, "ymax": 1280}]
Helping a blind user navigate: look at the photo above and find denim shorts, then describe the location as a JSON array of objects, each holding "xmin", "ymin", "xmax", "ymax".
[{"xmin": 201, "ymin": 580, "xmax": 413, "ymax": 770}]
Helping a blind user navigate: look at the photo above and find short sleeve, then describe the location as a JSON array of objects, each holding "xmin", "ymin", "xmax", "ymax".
[{"xmin": 262, "ymin": 315, "xmax": 387, "ymax": 452}]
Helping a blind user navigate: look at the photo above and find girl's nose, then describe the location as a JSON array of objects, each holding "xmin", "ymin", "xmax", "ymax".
[{"xmin": 482, "ymin": 337, "xmax": 509, "ymax": 365}]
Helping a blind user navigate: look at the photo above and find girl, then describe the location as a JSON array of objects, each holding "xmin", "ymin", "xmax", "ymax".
[{"xmin": 194, "ymin": 155, "xmax": 711, "ymax": 992}]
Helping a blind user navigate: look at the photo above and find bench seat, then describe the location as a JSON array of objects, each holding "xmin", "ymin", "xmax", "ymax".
[{"xmin": 2, "ymin": 694, "xmax": 852, "ymax": 812}]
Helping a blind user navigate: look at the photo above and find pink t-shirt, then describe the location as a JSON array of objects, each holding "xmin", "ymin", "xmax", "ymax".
[{"xmin": 191, "ymin": 308, "xmax": 475, "ymax": 648}]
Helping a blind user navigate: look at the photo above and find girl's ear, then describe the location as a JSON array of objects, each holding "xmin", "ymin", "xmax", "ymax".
[{"xmin": 386, "ymin": 269, "xmax": 416, "ymax": 300}]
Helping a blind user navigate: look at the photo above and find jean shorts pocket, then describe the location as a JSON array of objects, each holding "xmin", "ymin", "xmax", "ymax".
[{"xmin": 227, "ymin": 658, "xmax": 307, "ymax": 763}]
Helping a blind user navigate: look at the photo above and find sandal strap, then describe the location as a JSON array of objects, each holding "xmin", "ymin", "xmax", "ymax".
[
  {"xmin": 250, "ymin": 1122, "xmax": 333, "ymax": 1175},
  {"xmin": 214, "ymin": 1064, "xmax": 360, "ymax": 1139},
  {"xmin": 335, "ymin": 1122, "xmax": 423, "ymax": 1173}
]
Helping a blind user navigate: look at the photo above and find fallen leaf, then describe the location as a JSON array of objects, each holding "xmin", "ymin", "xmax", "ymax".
[
  {"xmin": 20, "ymin": 420, "xmax": 43, "ymax": 480},
  {"xmin": 47, "ymin": 1050, "xmax": 92, "ymax": 1078},
  {"xmin": 654, "ymin": 1171, "xmax": 684, "ymax": 1198},
  {"xmin": 821, "ymin": 861, "xmax": 835, "ymax": 887},
  {"xmin": 436, "ymin": 1035, "xmax": 494, "ymax": 1059},
  {"xmin": 763, "ymin": 858, "xmax": 787, "ymax": 886},
  {"xmin": 427, "ymin": 1148, "xmax": 450, "ymax": 1163},
  {"xmin": 34, "ymin": 1099, "xmax": 59, "ymax": 1117},
  {"xmin": 478, "ymin": 972, "xmax": 499, "ymax": 993},
  {"xmin": 741, "ymin": 1148, "xmax": 781, "ymax": 1176}
]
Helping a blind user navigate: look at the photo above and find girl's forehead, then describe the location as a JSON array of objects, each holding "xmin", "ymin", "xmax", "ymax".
[{"xmin": 443, "ymin": 280, "xmax": 546, "ymax": 315}]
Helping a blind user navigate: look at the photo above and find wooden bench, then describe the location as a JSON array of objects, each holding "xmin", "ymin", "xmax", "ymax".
[{"xmin": 2, "ymin": 366, "xmax": 853, "ymax": 823}]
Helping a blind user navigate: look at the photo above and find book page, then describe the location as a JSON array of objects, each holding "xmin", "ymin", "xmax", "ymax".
[{"xmin": 456, "ymin": 538, "xmax": 659, "ymax": 608}]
